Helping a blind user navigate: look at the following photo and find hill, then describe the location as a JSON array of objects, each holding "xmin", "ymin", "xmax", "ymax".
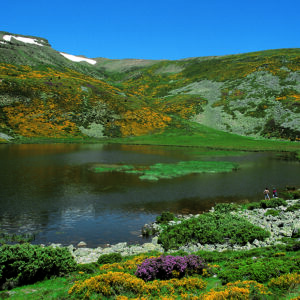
[{"xmin": 0, "ymin": 31, "xmax": 299, "ymax": 142}]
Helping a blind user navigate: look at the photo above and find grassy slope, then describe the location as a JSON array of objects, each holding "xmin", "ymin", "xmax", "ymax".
[
  {"xmin": 0, "ymin": 34, "xmax": 299, "ymax": 153},
  {"xmin": 0, "ymin": 39, "xmax": 299, "ymax": 142},
  {"xmin": 110, "ymin": 122, "xmax": 300, "ymax": 153}
]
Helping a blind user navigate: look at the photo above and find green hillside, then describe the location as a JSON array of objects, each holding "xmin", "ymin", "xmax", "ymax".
[{"xmin": 0, "ymin": 31, "xmax": 299, "ymax": 144}]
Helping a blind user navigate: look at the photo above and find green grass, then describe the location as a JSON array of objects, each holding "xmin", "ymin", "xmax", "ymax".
[
  {"xmin": 109, "ymin": 123, "xmax": 300, "ymax": 153},
  {"xmin": 94, "ymin": 160, "xmax": 238, "ymax": 181}
]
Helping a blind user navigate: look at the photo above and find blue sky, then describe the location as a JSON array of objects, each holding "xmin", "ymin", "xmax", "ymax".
[{"xmin": 2, "ymin": 0, "xmax": 299, "ymax": 60}]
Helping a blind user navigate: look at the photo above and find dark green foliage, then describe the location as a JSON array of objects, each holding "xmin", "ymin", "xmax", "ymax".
[
  {"xmin": 262, "ymin": 118, "xmax": 300, "ymax": 140},
  {"xmin": 0, "ymin": 243, "xmax": 76, "ymax": 290},
  {"xmin": 245, "ymin": 202, "xmax": 261, "ymax": 210},
  {"xmin": 97, "ymin": 253, "xmax": 123, "ymax": 265},
  {"xmin": 157, "ymin": 212, "xmax": 270, "ymax": 250},
  {"xmin": 286, "ymin": 240, "xmax": 300, "ymax": 251},
  {"xmin": 260, "ymin": 198, "xmax": 287, "ymax": 208},
  {"xmin": 218, "ymin": 256, "xmax": 299, "ymax": 284},
  {"xmin": 156, "ymin": 211, "xmax": 175, "ymax": 224},
  {"xmin": 214, "ymin": 203, "xmax": 239, "ymax": 213},
  {"xmin": 286, "ymin": 202, "xmax": 300, "ymax": 211},
  {"xmin": 77, "ymin": 263, "xmax": 99, "ymax": 274},
  {"xmin": 264, "ymin": 209, "xmax": 280, "ymax": 217},
  {"xmin": 246, "ymin": 198, "xmax": 287, "ymax": 210}
]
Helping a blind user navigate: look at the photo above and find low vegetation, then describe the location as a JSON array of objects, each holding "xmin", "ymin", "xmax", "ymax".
[
  {"xmin": 1, "ymin": 242, "xmax": 299, "ymax": 299},
  {"xmin": 94, "ymin": 160, "xmax": 238, "ymax": 181},
  {"xmin": 157, "ymin": 212, "xmax": 270, "ymax": 251},
  {"xmin": 1, "ymin": 199, "xmax": 299, "ymax": 299},
  {"xmin": 0, "ymin": 244, "xmax": 76, "ymax": 290}
]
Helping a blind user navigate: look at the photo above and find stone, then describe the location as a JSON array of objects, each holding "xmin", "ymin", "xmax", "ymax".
[{"xmin": 77, "ymin": 241, "xmax": 87, "ymax": 247}]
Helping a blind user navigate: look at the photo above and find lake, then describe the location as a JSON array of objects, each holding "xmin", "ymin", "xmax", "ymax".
[{"xmin": 0, "ymin": 143, "xmax": 299, "ymax": 248}]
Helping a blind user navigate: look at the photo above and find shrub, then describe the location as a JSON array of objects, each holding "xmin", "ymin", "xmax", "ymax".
[
  {"xmin": 97, "ymin": 253, "xmax": 123, "ymax": 265},
  {"xmin": 214, "ymin": 203, "xmax": 239, "ymax": 213},
  {"xmin": 268, "ymin": 273, "xmax": 300, "ymax": 294},
  {"xmin": 218, "ymin": 257, "xmax": 299, "ymax": 284},
  {"xmin": 260, "ymin": 198, "xmax": 287, "ymax": 208},
  {"xmin": 77, "ymin": 262, "xmax": 99, "ymax": 274},
  {"xmin": 246, "ymin": 202, "xmax": 261, "ymax": 210},
  {"xmin": 68, "ymin": 271, "xmax": 207, "ymax": 298},
  {"xmin": 157, "ymin": 212, "xmax": 270, "ymax": 250},
  {"xmin": 285, "ymin": 240, "xmax": 300, "ymax": 252},
  {"xmin": 0, "ymin": 243, "xmax": 76, "ymax": 290},
  {"xmin": 204, "ymin": 280, "xmax": 271, "ymax": 299},
  {"xmin": 135, "ymin": 255, "xmax": 206, "ymax": 281},
  {"xmin": 286, "ymin": 202, "xmax": 300, "ymax": 212},
  {"xmin": 69, "ymin": 271, "xmax": 146, "ymax": 298},
  {"xmin": 156, "ymin": 211, "xmax": 175, "ymax": 224},
  {"xmin": 264, "ymin": 209, "xmax": 280, "ymax": 217}
]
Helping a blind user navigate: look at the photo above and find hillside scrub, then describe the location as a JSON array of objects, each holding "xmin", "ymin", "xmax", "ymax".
[{"xmin": 0, "ymin": 44, "xmax": 300, "ymax": 141}]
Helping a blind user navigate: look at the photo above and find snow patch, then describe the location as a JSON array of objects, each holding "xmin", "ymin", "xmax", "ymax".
[
  {"xmin": 3, "ymin": 35, "xmax": 44, "ymax": 46},
  {"xmin": 60, "ymin": 52, "xmax": 97, "ymax": 65}
]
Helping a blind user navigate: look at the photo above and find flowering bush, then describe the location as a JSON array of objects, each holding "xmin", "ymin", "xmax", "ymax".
[
  {"xmin": 135, "ymin": 255, "xmax": 206, "ymax": 281},
  {"xmin": 203, "ymin": 280, "xmax": 271, "ymax": 299},
  {"xmin": 268, "ymin": 273, "xmax": 300, "ymax": 292},
  {"xmin": 69, "ymin": 271, "xmax": 206, "ymax": 298}
]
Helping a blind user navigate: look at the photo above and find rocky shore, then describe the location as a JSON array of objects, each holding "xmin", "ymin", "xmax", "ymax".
[{"xmin": 53, "ymin": 199, "xmax": 300, "ymax": 264}]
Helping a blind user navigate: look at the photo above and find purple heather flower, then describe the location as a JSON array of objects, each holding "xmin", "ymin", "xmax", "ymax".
[{"xmin": 135, "ymin": 254, "xmax": 206, "ymax": 281}]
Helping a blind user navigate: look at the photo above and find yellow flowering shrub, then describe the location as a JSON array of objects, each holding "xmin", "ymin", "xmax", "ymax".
[
  {"xmin": 69, "ymin": 272, "xmax": 207, "ymax": 298},
  {"xmin": 202, "ymin": 280, "xmax": 271, "ymax": 300},
  {"xmin": 268, "ymin": 273, "xmax": 300, "ymax": 291}
]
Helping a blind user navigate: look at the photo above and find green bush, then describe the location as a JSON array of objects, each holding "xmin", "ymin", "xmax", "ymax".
[
  {"xmin": 214, "ymin": 203, "xmax": 239, "ymax": 213},
  {"xmin": 286, "ymin": 202, "xmax": 300, "ymax": 212},
  {"xmin": 157, "ymin": 212, "xmax": 270, "ymax": 250},
  {"xmin": 268, "ymin": 273, "xmax": 300, "ymax": 295},
  {"xmin": 156, "ymin": 211, "xmax": 175, "ymax": 224},
  {"xmin": 245, "ymin": 202, "xmax": 261, "ymax": 210},
  {"xmin": 260, "ymin": 198, "xmax": 287, "ymax": 208},
  {"xmin": 77, "ymin": 263, "xmax": 99, "ymax": 274},
  {"xmin": 0, "ymin": 243, "xmax": 76, "ymax": 290},
  {"xmin": 264, "ymin": 209, "xmax": 280, "ymax": 217},
  {"xmin": 218, "ymin": 257, "xmax": 299, "ymax": 284},
  {"xmin": 97, "ymin": 253, "xmax": 123, "ymax": 265}
]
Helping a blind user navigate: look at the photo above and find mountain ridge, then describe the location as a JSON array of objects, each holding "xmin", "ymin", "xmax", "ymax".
[{"xmin": 0, "ymin": 31, "xmax": 299, "ymax": 142}]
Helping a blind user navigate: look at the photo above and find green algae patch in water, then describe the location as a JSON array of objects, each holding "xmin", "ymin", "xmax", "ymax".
[
  {"xmin": 94, "ymin": 161, "xmax": 238, "ymax": 181},
  {"xmin": 93, "ymin": 164, "xmax": 135, "ymax": 172}
]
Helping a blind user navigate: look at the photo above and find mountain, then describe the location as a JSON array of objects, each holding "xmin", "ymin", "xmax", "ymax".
[{"xmin": 0, "ymin": 31, "xmax": 299, "ymax": 141}]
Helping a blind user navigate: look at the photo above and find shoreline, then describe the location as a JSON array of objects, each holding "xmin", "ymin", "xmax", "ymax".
[{"xmin": 48, "ymin": 199, "xmax": 300, "ymax": 264}]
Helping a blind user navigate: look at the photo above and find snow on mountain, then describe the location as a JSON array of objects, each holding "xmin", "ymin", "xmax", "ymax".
[
  {"xmin": 3, "ymin": 35, "xmax": 44, "ymax": 46},
  {"xmin": 59, "ymin": 52, "xmax": 97, "ymax": 65}
]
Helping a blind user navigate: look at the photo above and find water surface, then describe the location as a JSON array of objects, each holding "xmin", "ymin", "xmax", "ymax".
[{"xmin": 0, "ymin": 143, "xmax": 299, "ymax": 247}]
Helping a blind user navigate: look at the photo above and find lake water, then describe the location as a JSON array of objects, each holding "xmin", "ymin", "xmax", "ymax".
[{"xmin": 0, "ymin": 143, "xmax": 299, "ymax": 248}]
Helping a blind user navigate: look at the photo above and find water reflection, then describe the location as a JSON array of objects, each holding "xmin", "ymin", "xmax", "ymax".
[{"xmin": 0, "ymin": 143, "xmax": 299, "ymax": 247}]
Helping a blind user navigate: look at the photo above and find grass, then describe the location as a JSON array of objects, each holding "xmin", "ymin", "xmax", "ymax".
[
  {"xmin": 94, "ymin": 160, "xmax": 238, "ymax": 181},
  {"xmin": 109, "ymin": 123, "xmax": 300, "ymax": 153}
]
